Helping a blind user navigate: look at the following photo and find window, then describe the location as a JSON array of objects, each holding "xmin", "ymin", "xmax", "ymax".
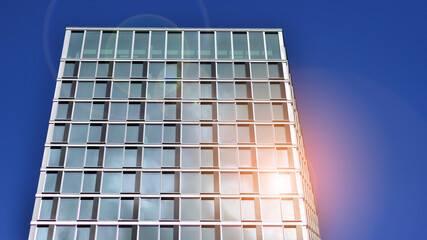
[
  {"xmin": 182, "ymin": 103, "xmax": 199, "ymax": 121},
  {"xmin": 252, "ymin": 83, "xmax": 270, "ymax": 99},
  {"xmin": 219, "ymin": 125, "xmax": 236, "ymax": 144},
  {"xmin": 76, "ymin": 227, "xmax": 93, "ymax": 239},
  {"xmin": 222, "ymin": 227, "xmax": 242, "ymax": 240},
  {"xmin": 143, "ymin": 148, "xmax": 161, "ymax": 168},
  {"xmin": 52, "ymin": 124, "xmax": 67, "ymax": 142},
  {"xmin": 220, "ymin": 173, "xmax": 239, "ymax": 194},
  {"xmin": 262, "ymin": 199, "xmax": 282, "ymax": 221},
  {"xmin": 129, "ymin": 82, "xmax": 146, "ymax": 98},
  {"xmin": 284, "ymin": 228, "xmax": 298, "ymax": 240},
  {"xmin": 99, "ymin": 198, "xmax": 119, "ymax": 220},
  {"xmin": 112, "ymin": 82, "xmax": 129, "ymax": 99},
  {"xmin": 200, "ymin": 32, "xmax": 215, "ymax": 59},
  {"xmin": 56, "ymin": 102, "xmax": 71, "ymax": 119},
  {"xmin": 274, "ymin": 125, "xmax": 291, "ymax": 143},
  {"xmin": 282, "ymin": 199, "xmax": 296, "ymax": 220},
  {"xmin": 97, "ymin": 61, "xmax": 113, "ymax": 78},
  {"xmin": 66, "ymin": 147, "xmax": 85, "ymax": 167},
  {"xmin": 241, "ymin": 199, "xmax": 257, "ymax": 220},
  {"xmin": 216, "ymin": 32, "xmax": 232, "ymax": 59},
  {"xmin": 79, "ymin": 62, "xmax": 96, "ymax": 78},
  {"xmin": 165, "ymin": 81, "xmax": 180, "ymax": 98},
  {"xmin": 141, "ymin": 172, "xmax": 160, "ymax": 193},
  {"xmin": 149, "ymin": 62, "xmax": 165, "ymax": 79},
  {"xmin": 181, "ymin": 226, "xmax": 200, "ymax": 240},
  {"xmin": 97, "ymin": 227, "xmax": 117, "ymax": 240},
  {"xmin": 58, "ymin": 198, "xmax": 78, "ymax": 220},
  {"xmin": 165, "ymin": 63, "xmax": 181, "ymax": 79},
  {"xmin": 124, "ymin": 148, "xmax": 139, "ymax": 167},
  {"xmin": 182, "ymin": 148, "xmax": 200, "ymax": 168},
  {"xmin": 201, "ymin": 103, "xmax": 213, "ymax": 120},
  {"xmin": 278, "ymin": 173, "xmax": 294, "ymax": 193},
  {"xmin": 105, "ymin": 148, "xmax": 123, "ymax": 168},
  {"xmin": 120, "ymin": 198, "xmax": 136, "ymax": 219},
  {"xmin": 268, "ymin": 63, "xmax": 283, "ymax": 78},
  {"xmin": 167, "ymin": 32, "xmax": 182, "ymax": 59},
  {"xmin": 160, "ymin": 226, "xmax": 178, "ymax": 240},
  {"xmin": 39, "ymin": 198, "xmax": 55, "ymax": 220},
  {"xmin": 48, "ymin": 148, "xmax": 63, "ymax": 167},
  {"xmin": 101, "ymin": 173, "xmax": 121, "ymax": 193},
  {"xmin": 235, "ymin": 82, "xmax": 250, "ymax": 99},
  {"xmin": 146, "ymin": 82, "xmax": 164, "ymax": 99},
  {"xmin": 67, "ymin": 31, "xmax": 83, "ymax": 58},
  {"xmin": 72, "ymin": 102, "xmax": 90, "ymax": 120},
  {"xmin": 63, "ymin": 62, "xmax": 78, "ymax": 78},
  {"xmin": 69, "ymin": 124, "xmax": 88, "ymax": 143},
  {"xmin": 181, "ymin": 173, "xmax": 200, "ymax": 193},
  {"xmin": 263, "ymin": 227, "xmax": 283, "ymax": 240},
  {"xmin": 219, "ymin": 148, "xmax": 238, "ymax": 168},
  {"xmin": 150, "ymin": 31, "xmax": 165, "ymax": 59},
  {"xmin": 182, "ymin": 125, "xmax": 199, "ymax": 144},
  {"xmin": 133, "ymin": 32, "xmax": 149, "ymax": 59},
  {"xmin": 249, "ymin": 32, "xmax": 266, "ymax": 59},
  {"xmin": 270, "ymin": 82, "xmax": 286, "ymax": 98},
  {"xmin": 200, "ymin": 82, "xmax": 214, "ymax": 98},
  {"xmin": 265, "ymin": 33, "xmax": 282, "ymax": 59},
  {"xmin": 182, "ymin": 82, "xmax": 199, "ymax": 99},
  {"xmin": 62, "ymin": 172, "xmax": 82, "ymax": 193},
  {"xmin": 233, "ymin": 32, "xmax": 248, "ymax": 59},
  {"xmin": 161, "ymin": 198, "xmax": 178, "ymax": 219},
  {"xmin": 201, "ymin": 198, "xmax": 217, "ymax": 220},
  {"xmin": 182, "ymin": 62, "xmax": 198, "ymax": 79},
  {"xmin": 146, "ymin": 103, "xmax": 163, "ymax": 121},
  {"xmin": 79, "ymin": 198, "xmax": 95, "ymax": 219},
  {"xmin": 258, "ymin": 148, "xmax": 276, "ymax": 169},
  {"xmin": 201, "ymin": 173, "xmax": 216, "ymax": 193},
  {"xmin": 183, "ymin": 31, "xmax": 198, "ymax": 59},
  {"xmin": 109, "ymin": 103, "xmax": 127, "ymax": 121},
  {"xmin": 201, "ymin": 125, "xmax": 214, "ymax": 143},
  {"xmin": 91, "ymin": 102, "xmax": 107, "ymax": 120},
  {"xmin": 259, "ymin": 173, "xmax": 278, "ymax": 194},
  {"xmin": 76, "ymin": 82, "xmax": 93, "ymax": 99},
  {"xmin": 161, "ymin": 173, "xmax": 178, "ymax": 193},
  {"xmin": 118, "ymin": 227, "xmax": 135, "ymax": 240},
  {"xmin": 236, "ymin": 103, "xmax": 251, "ymax": 120},
  {"xmin": 201, "ymin": 148, "xmax": 216, "ymax": 168},
  {"xmin": 163, "ymin": 124, "xmax": 179, "ymax": 143},
  {"xmin": 114, "ymin": 62, "xmax": 131, "ymax": 79},
  {"xmin": 217, "ymin": 82, "xmax": 234, "ymax": 99},
  {"xmin": 107, "ymin": 124, "xmax": 125, "ymax": 143},
  {"xmin": 60, "ymin": 81, "xmax": 74, "ymax": 98},
  {"xmin": 140, "ymin": 198, "xmax": 159, "ymax": 220},
  {"xmin": 200, "ymin": 62, "xmax": 215, "ymax": 78},
  {"xmin": 131, "ymin": 62, "xmax": 147, "ymax": 78},
  {"xmin": 217, "ymin": 63, "xmax": 233, "ymax": 79},
  {"xmin": 126, "ymin": 125, "xmax": 143, "ymax": 143},
  {"xmin": 55, "ymin": 226, "xmax": 76, "ymax": 240},
  {"xmin": 82, "ymin": 31, "xmax": 100, "ymax": 58},
  {"xmin": 99, "ymin": 31, "xmax": 116, "ymax": 58},
  {"xmin": 162, "ymin": 147, "xmax": 179, "ymax": 167},
  {"xmin": 234, "ymin": 62, "xmax": 250, "ymax": 78},
  {"xmin": 251, "ymin": 63, "xmax": 268, "ymax": 79},
  {"xmin": 237, "ymin": 125, "xmax": 254, "ymax": 143},
  {"xmin": 221, "ymin": 198, "xmax": 240, "ymax": 221},
  {"xmin": 44, "ymin": 172, "xmax": 59, "ymax": 192},
  {"xmin": 277, "ymin": 148, "xmax": 292, "ymax": 168},
  {"xmin": 94, "ymin": 81, "xmax": 109, "ymax": 98},
  {"xmin": 85, "ymin": 148, "xmax": 101, "ymax": 167},
  {"xmin": 116, "ymin": 31, "xmax": 132, "ymax": 58},
  {"xmin": 272, "ymin": 103, "xmax": 288, "ymax": 120},
  {"xmin": 82, "ymin": 172, "xmax": 98, "ymax": 192},
  {"xmin": 139, "ymin": 226, "xmax": 158, "ymax": 240},
  {"xmin": 254, "ymin": 103, "xmax": 272, "ymax": 121},
  {"xmin": 255, "ymin": 125, "xmax": 274, "ymax": 144},
  {"xmin": 218, "ymin": 103, "xmax": 235, "ymax": 121},
  {"xmin": 239, "ymin": 148, "xmax": 256, "ymax": 168}
]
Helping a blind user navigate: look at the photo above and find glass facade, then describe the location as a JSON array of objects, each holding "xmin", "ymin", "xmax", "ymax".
[{"xmin": 30, "ymin": 28, "xmax": 320, "ymax": 240}]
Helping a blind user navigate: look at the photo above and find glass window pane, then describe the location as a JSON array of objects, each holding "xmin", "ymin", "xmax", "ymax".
[
  {"xmin": 219, "ymin": 125, "xmax": 236, "ymax": 144},
  {"xmin": 221, "ymin": 199, "xmax": 240, "ymax": 221},
  {"xmin": 134, "ymin": 32, "xmax": 149, "ymax": 59},
  {"xmin": 94, "ymin": 82, "xmax": 108, "ymax": 98},
  {"xmin": 66, "ymin": 147, "xmax": 85, "ymax": 167},
  {"xmin": 146, "ymin": 103, "xmax": 163, "ymax": 121},
  {"xmin": 200, "ymin": 32, "xmax": 215, "ymax": 59},
  {"xmin": 107, "ymin": 125, "xmax": 125, "ymax": 143},
  {"xmin": 218, "ymin": 82, "xmax": 234, "ymax": 99},
  {"xmin": 220, "ymin": 173, "xmax": 239, "ymax": 194},
  {"xmin": 216, "ymin": 32, "xmax": 232, "ymax": 59},
  {"xmin": 56, "ymin": 103, "xmax": 69, "ymax": 119},
  {"xmin": 160, "ymin": 227, "xmax": 177, "ymax": 240},
  {"xmin": 110, "ymin": 103, "xmax": 127, "ymax": 121},
  {"xmin": 253, "ymin": 83, "xmax": 270, "ymax": 99},
  {"xmin": 139, "ymin": 226, "xmax": 158, "ymax": 240},
  {"xmin": 60, "ymin": 82, "xmax": 73, "ymax": 98},
  {"xmin": 82, "ymin": 173, "xmax": 97, "ymax": 192},
  {"xmin": 105, "ymin": 148, "xmax": 123, "ymax": 168},
  {"xmin": 99, "ymin": 198, "xmax": 119, "ymax": 220},
  {"xmin": 144, "ymin": 125, "xmax": 162, "ymax": 144},
  {"xmin": 217, "ymin": 63, "xmax": 233, "ymax": 79},
  {"xmin": 183, "ymin": 62, "xmax": 198, "ymax": 79},
  {"xmin": 68, "ymin": 31, "xmax": 84, "ymax": 58},
  {"xmin": 258, "ymin": 148, "xmax": 276, "ymax": 169},
  {"xmin": 241, "ymin": 200, "xmax": 256, "ymax": 220},
  {"xmin": 166, "ymin": 63, "xmax": 181, "ymax": 79},
  {"xmin": 101, "ymin": 173, "xmax": 121, "ymax": 193},
  {"xmin": 131, "ymin": 62, "xmax": 147, "ymax": 78},
  {"xmin": 124, "ymin": 148, "xmax": 138, "ymax": 167},
  {"xmin": 118, "ymin": 227, "xmax": 134, "ymax": 240},
  {"xmin": 254, "ymin": 103, "xmax": 272, "ymax": 121},
  {"xmin": 76, "ymin": 82, "xmax": 93, "ymax": 99},
  {"xmin": 97, "ymin": 62, "xmax": 113, "ymax": 78},
  {"xmin": 182, "ymin": 103, "xmax": 199, "ymax": 121},
  {"xmin": 162, "ymin": 148, "xmax": 178, "ymax": 167},
  {"xmin": 140, "ymin": 199, "xmax": 159, "ymax": 220},
  {"xmin": 263, "ymin": 199, "xmax": 288, "ymax": 221},
  {"xmin": 39, "ymin": 199, "xmax": 54, "ymax": 220},
  {"xmin": 182, "ymin": 125, "xmax": 199, "ymax": 144},
  {"xmin": 62, "ymin": 172, "xmax": 82, "ymax": 193},
  {"xmin": 52, "ymin": 125, "xmax": 66, "ymax": 142},
  {"xmin": 183, "ymin": 82, "xmax": 199, "ymax": 99},
  {"xmin": 265, "ymin": 33, "xmax": 282, "ymax": 59},
  {"xmin": 97, "ymin": 227, "xmax": 117, "ymax": 240},
  {"xmin": 268, "ymin": 63, "xmax": 283, "ymax": 78},
  {"xmin": 259, "ymin": 173, "xmax": 278, "ymax": 194},
  {"xmin": 181, "ymin": 173, "xmax": 200, "ymax": 193},
  {"xmin": 147, "ymin": 82, "xmax": 164, "ymax": 99},
  {"xmin": 234, "ymin": 63, "xmax": 249, "ymax": 78},
  {"xmin": 141, "ymin": 173, "xmax": 160, "ymax": 193},
  {"xmin": 163, "ymin": 125, "xmax": 178, "ymax": 143},
  {"xmin": 164, "ymin": 104, "xmax": 178, "ymax": 120},
  {"xmin": 161, "ymin": 199, "xmax": 177, "ymax": 219},
  {"xmin": 48, "ymin": 148, "xmax": 62, "ymax": 167},
  {"xmin": 284, "ymin": 228, "xmax": 298, "ymax": 240},
  {"xmin": 233, "ymin": 32, "xmax": 248, "ymax": 59},
  {"xmin": 181, "ymin": 199, "xmax": 200, "ymax": 220},
  {"xmin": 85, "ymin": 148, "xmax": 100, "ymax": 167},
  {"xmin": 200, "ymin": 63, "xmax": 215, "ymax": 78},
  {"xmin": 263, "ymin": 227, "xmax": 283, "ymax": 240},
  {"xmin": 167, "ymin": 32, "xmax": 182, "ymax": 59},
  {"xmin": 55, "ymin": 226, "xmax": 75, "ymax": 240},
  {"xmin": 272, "ymin": 104, "xmax": 287, "ymax": 120},
  {"xmin": 235, "ymin": 83, "xmax": 250, "ymax": 99},
  {"xmin": 130, "ymin": 82, "xmax": 146, "ymax": 98},
  {"xmin": 69, "ymin": 124, "xmax": 88, "ymax": 143},
  {"xmin": 183, "ymin": 31, "xmax": 198, "ymax": 59},
  {"xmin": 282, "ymin": 200, "xmax": 296, "ymax": 220},
  {"xmin": 218, "ymin": 103, "xmax": 235, "ymax": 121},
  {"xmin": 58, "ymin": 198, "xmax": 78, "ymax": 220},
  {"xmin": 99, "ymin": 32, "xmax": 116, "ymax": 58},
  {"xmin": 201, "ymin": 173, "xmax": 215, "ymax": 193},
  {"xmin": 143, "ymin": 148, "xmax": 161, "ymax": 168},
  {"xmin": 44, "ymin": 173, "xmax": 58, "ymax": 192},
  {"xmin": 150, "ymin": 31, "xmax": 166, "ymax": 59},
  {"xmin": 120, "ymin": 199, "xmax": 135, "ymax": 219},
  {"xmin": 73, "ymin": 103, "xmax": 90, "ymax": 120},
  {"xmin": 200, "ymin": 82, "xmax": 213, "ymax": 98},
  {"xmin": 249, "ymin": 32, "xmax": 265, "ymax": 59},
  {"xmin": 182, "ymin": 148, "xmax": 200, "ymax": 168},
  {"xmin": 279, "ymin": 173, "xmax": 294, "ymax": 193},
  {"xmin": 114, "ymin": 62, "xmax": 131, "ymax": 79},
  {"xmin": 76, "ymin": 227, "xmax": 91, "ymax": 239},
  {"xmin": 181, "ymin": 226, "xmax": 200, "ymax": 240},
  {"xmin": 222, "ymin": 227, "xmax": 242, "ymax": 240},
  {"xmin": 251, "ymin": 63, "xmax": 267, "ymax": 79},
  {"xmin": 201, "ymin": 104, "xmax": 213, "ymax": 120},
  {"xmin": 79, "ymin": 199, "xmax": 94, "ymax": 220},
  {"xmin": 277, "ymin": 149, "xmax": 291, "ymax": 168},
  {"xmin": 112, "ymin": 82, "xmax": 129, "ymax": 99},
  {"xmin": 219, "ymin": 148, "xmax": 238, "ymax": 168},
  {"xmin": 91, "ymin": 103, "xmax": 106, "ymax": 120},
  {"xmin": 64, "ymin": 62, "xmax": 78, "ymax": 77},
  {"xmin": 201, "ymin": 125, "xmax": 213, "ymax": 143},
  {"xmin": 201, "ymin": 199, "xmax": 215, "ymax": 220},
  {"xmin": 126, "ymin": 125, "xmax": 142, "ymax": 143},
  {"xmin": 116, "ymin": 31, "xmax": 132, "ymax": 58},
  {"xmin": 79, "ymin": 62, "xmax": 96, "ymax": 78},
  {"xmin": 165, "ymin": 82, "xmax": 179, "ymax": 98},
  {"xmin": 148, "ymin": 62, "xmax": 165, "ymax": 79},
  {"xmin": 255, "ymin": 125, "xmax": 274, "ymax": 144},
  {"xmin": 274, "ymin": 125, "xmax": 290, "ymax": 142},
  {"xmin": 161, "ymin": 173, "xmax": 177, "ymax": 193},
  {"xmin": 83, "ymin": 31, "xmax": 100, "ymax": 58},
  {"xmin": 201, "ymin": 149, "xmax": 214, "ymax": 168},
  {"xmin": 236, "ymin": 104, "xmax": 250, "ymax": 120}
]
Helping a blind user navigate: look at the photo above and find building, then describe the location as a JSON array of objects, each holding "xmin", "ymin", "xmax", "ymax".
[{"xmin": 29, "ymin": 27, "xmax": 320, "ymax": 240}]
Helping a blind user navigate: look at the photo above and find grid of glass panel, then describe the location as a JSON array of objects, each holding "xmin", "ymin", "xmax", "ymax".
[{"xmin": 30, "ymin": 28, "xmax": 320, "ymax": 240}]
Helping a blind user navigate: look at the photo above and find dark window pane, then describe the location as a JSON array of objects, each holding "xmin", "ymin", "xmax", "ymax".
[
  {"xmin": 183, "ymin": 31, "xmax": 198, "ymax": 59},
  {"xmin": 94, "ymin": 82, "xmax": 108, "ymax": 98},
  {"xmin": 68, "ymin": 31, "xmax": 84, "ymax": 58},
  {"xmin": 167, "ymin": 32, "xmax": 182, "ymax": 59},
  {"xmin": 150, "ymin": 32, "xmax": 165, "ymax": 59},
  {"xmin": 134, "ymin": 32, "xmax": 149, "ymax": 59},
  {"xmin": 200, "ymin": 32, "xmax": 215, "ymax": 59},
  {"xmin": 116, "ymin": 31, "xmax": 132, "ymax": 58},
  {"xmin": 183, "ymin": 63, "xmax": 198, "ymax": 79},
  {"xmin": 216, "ymin": 32, "xmax": 232, "ymax": 59},
  {"xmin": 76, "ymin": 82, "xmax": 93, "ymax": 99},
  {"xmin": 79, "ymin": 62, "xmax": 96, "ymax": 78},
  {"xmin": 217, "ymin": 63, "xmax": 233, "ymax": 79},
  {"xmin": 114, "ymin": 62, "xmax": 131, "ymax": 79},
  {"xmin": 249, "ymin": 32, "xmax": 265, "ymax": 59},
  {"xmin": 83, "ymin": 31, "xmax": 100, "ymax": 58},
  {"xmin": 131, "ymin": 62, "xmax": 147, "ymax": 78},
  {"xmin": 266, "ymin": 32, "xmax": 282, "ymax": 59},
  {"xmin": 233, "ymin": 32, "xmax": 248, "ymax": 59},
  {"xmin": 251, "ymin": 63, "xmax": 268, "ymax": 79},
  {"xmin": 99, "ymin": 32, "xmax": 117, "ymax": 58},
  {"xmin": 97, "ymin": 62, "xmax": 113, "ymax": 78},
  {"xmin": 149, "ymin": 62, "xmax": 165, "ymax": 79}
]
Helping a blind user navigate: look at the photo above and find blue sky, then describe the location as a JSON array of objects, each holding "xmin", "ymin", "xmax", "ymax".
[{"xmin": 0, "ymin": 0, "xmax": 426, "ymax": 239}]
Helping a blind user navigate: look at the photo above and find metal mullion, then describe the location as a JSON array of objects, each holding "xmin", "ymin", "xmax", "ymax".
[
  {"xmin": 97, "ymin": 31, "xmax": 103, "ymax": 59},
  {"xmin": 262, "ymin": 32, "xmax": 268, "ymax": 60},
  {"xmin": 131, "ymin": 31, "xmax": 135, "ymax": 59},
  {"xmin": 198, "ymin": 31, "xmax": 201, "ymax": 60},
  {"xmin": 230, "ymin": 31, "xmax": 234, "ymax": 61},
  {"xmin": 79, "ymin": 30, "xmax": 87, "ymax": 59},
  {"xmin": 114, "ymin": 30, "xmax": 119, "ymax": 60},
  {"xmin": 246, "ymin": 31, "xmax": 251, "ymax": 61},
  {"xmin": 147, "ymin": 31, "xmax": 152, "ymax": 59}
]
